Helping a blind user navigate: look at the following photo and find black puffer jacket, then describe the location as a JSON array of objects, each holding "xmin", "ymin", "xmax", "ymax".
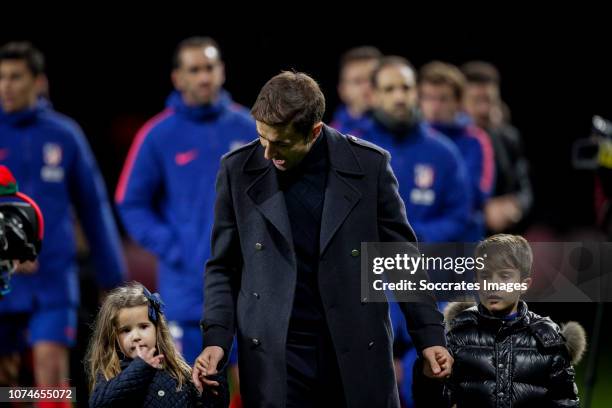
[
  {"xmin": 413, "ymin": 301, "xmax": 585, "ymax": 408},
  {"xmin": 89, "ymin": 357, "xmax": 228, "ymax": 408},
  {"xmin": 444, "ymin": 301, "xmax": 580, "ymax": 408}
]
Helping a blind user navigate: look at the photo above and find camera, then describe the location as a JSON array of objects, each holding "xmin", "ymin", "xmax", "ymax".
[
  {"xmin": 0, "ymin": 201, "xmax": 42, "ymax": 261},
  {"xmin": 572, "ymin": 115, "xmax": 612, "ymax": 171},
  {"xmin": 0, "ymin": 165, "xmax": 43, "ymax": 297}
]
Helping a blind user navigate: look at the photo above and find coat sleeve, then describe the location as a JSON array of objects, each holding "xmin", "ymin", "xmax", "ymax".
[
  {"xmin": 547, "ymin": 350, "xmax": 580, "ymax": 407},
  {"xmin": 89, "ymin": 358, "xmax": 156, "ymax": 407},
  {"xmin": 376, "ymin": 151, "xmax": 446, "ymax": 351},
  {"xmin": 67, "ymin": 125, "xmax": 126, "ymax": 289},
  {"xmin": 201, "ymin": 158, "xmax": 242, "ymax": 365},
  {"xmin": 115, "ymin": 124, "xmax": 182, "ymax": 267}
]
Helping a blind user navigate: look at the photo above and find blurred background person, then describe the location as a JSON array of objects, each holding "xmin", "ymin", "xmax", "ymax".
[
  {"xmin": 419, "ymin": 61, "xmax": 495, "ymax": 241},
  {"xmin": 363, "ymin": 56, "xmax": 471, "ymax": 243},
  {"xmin": 0, "ymin": 41, "xmax": 126, "ymax": 402},
  {"xmin": 115, "ymin": 36, "xmax": 256, "ymax": 406},
  {"xmin": 331, "ymin": 46, "xmax": 382, "ymax": 136},
  {"xmin": 462, "ymin": 61, "xmax": 533, "ymax": 233}
]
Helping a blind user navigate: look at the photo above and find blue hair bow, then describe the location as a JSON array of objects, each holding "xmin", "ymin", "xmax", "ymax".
[{"xmin": 142, "ymin": 286, "xmax": 165, "ymax": 324}]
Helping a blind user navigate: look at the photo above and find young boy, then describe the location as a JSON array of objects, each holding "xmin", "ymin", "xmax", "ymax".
[{"xmin": 414, "ymin": 234, "xmax": 586, "ymax": 407}]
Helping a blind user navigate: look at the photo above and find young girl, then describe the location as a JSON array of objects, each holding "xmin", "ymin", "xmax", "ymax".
[{"xmin": 85, "ymin": 282, "xmax": 227, "ymax": 407}]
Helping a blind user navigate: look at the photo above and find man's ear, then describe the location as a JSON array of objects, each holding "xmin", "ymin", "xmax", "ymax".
[
  {"xmin": 171, "ymin": 69, "xmax": 181, "ymax": 91},
  {"xmin": 311, "ymin": 122, "xmax": 323, "ymax": 141},
  {"xmin": 34, "ymin": 74, "xmax": 49, "ymax": 98}
]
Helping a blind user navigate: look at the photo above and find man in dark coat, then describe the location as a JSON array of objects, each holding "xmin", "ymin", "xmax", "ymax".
[{"xmin": 193, "ymin": 71, "xmax": 453, "ymax": 407}]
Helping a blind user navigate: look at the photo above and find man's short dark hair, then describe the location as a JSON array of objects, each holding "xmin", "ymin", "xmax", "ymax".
[
  {"xmin": 371, "ymin": 55, "xmax": 415, "ymax": 88},
  {"xmin": 461, "ymin": 61, "xmax": 500, "ymax": 86},
  {"xmin": 419, "ymin": 61, "xmax": 466, "ymax": 101},
  {"xmin": 0, "ymin": 42, "xmax": 45, "ymax": 76},
  {"xmin": 339, "ymin": 46, "xmax": 382, "ymax": 72},
  {"xmin": 172, "ymin": 36, "xmax": 221, "ymax": 69},
  {"xmin": 475, "ymin": 234, "xmax": 533, "ymax": 279},
  {"xmin": 251, "ymin": 71, "xmax": 325, "ymax": 137}
]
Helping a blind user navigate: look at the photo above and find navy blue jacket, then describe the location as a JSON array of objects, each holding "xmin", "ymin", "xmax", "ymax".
[
  {"xmin": 0, "ymin": 103, "xmax": 125, "ymax": 311},
  {"xmin": 360, "ymin": 119, "xmax": 471, "ymax": 243},
  {"xmin": 116, "ymin": 90, "xmax": 257, "ymax": 322},
  {"xmin": 89, "ymin": 357, "xmax": 227, "ymax": 407}
]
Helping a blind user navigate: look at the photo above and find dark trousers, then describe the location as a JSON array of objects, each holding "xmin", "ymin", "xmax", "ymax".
[{"xmin": 286, "ymin": 325, "xmax": 346, "ymax": 408}]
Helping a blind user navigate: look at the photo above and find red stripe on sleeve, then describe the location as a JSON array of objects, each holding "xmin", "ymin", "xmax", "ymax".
[{"xmin": 115, "ymin": 109, "xmax": 173, "ymax": 203}]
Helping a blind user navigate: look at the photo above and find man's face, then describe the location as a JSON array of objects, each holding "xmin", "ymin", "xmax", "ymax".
[
  {"xmin": 338, "ymin": 59, "xmax": 378, "ymax": 115},
  {"xmin": 373, "ymin": 65, "xmax": 418, "ymax": 121},
  {"xmin": 0, "ymin": 60, "xmax": 39, "ymax": 113},
  {"xmin": 116, "ymin": 305, "xmax": 158, "ymax": 359},
  {"xmin": 463, "ymin": 83, "xmax": 499, "ymax": 128},
  {"xmin": 419, "ymin": 82, "xmax": 460, "ymax": 124},
  {"xmin": 256, "ymin": 121, "xmax": 321, "ymax": 171},
  {"xmin": 172, "ymin": 46, "xmax": 224, "ymax": 106},
  {"xmin": 476, "ymin": 267, "xmax": 530, "ymax": 316}
]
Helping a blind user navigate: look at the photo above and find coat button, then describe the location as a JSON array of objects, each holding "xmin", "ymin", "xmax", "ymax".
[
  {"xmin": 251, "ymin": 338, "xmax": 260, "ymax": 346},
  {"xmin": 158, "ymin": 390, "xmax": 165, "ymax": 397},
  {"xmin": 255, "ymin": 242, "xmax": 264, "ymax": 250},
  {"xmin": 498, "ymin": 392, "xmax": 504, "ymax": 397},
  {"xmin": 351, "ymin": 249, "xmax": 360, "ymax": 257},
  {"xmin": 368, "ymin": 341, "xmax": 375, "ymax": 349},
  {"xmin": 252, "ymin": 292, "xmax": 260, "ymax": 299},
  {"xmin": 498, "ymin": 363, "xmax": 504, "ymax": 369}
]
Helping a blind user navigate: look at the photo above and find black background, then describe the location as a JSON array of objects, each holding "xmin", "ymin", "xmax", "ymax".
[{"xmin": 2, "ymin": 16, "xmax": 610, "ymax": 232}]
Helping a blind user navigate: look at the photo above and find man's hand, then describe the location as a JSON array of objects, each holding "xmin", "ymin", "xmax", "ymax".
[
  {"xmin": 422, "ymin": 346, "xmax": 453, "ymax": 379},
  {"xmin": 485, "ymin": 195, "xmax": 522, "ymax": 232},
  {"xmin": 137, "ymin": 347, "xmax": 164, "ymax": 369},
  {"xmin": 192, "ymin": 346, "xmax": 224, "ymax": 393},
  {"xmin": 14, "ymin": 260, "xmax": 39, "ymax": 275}
]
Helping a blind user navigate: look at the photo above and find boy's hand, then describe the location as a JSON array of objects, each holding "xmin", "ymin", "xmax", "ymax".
[
  {"xmin": 422, "ymin": 346, "xmax": 453, "ymax": 379},
  {"xmin": 192, "ymin": 346, "xmax": 224, "ymax": 393},
  {"xmin": 137, "ymin": 346, "xmax": 164, "ymax": 369}
]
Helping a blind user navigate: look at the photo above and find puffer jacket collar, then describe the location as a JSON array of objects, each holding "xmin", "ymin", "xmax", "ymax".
[{"xmin": 448, "ymin": 300, "xmax": 565, "ymax": 348}]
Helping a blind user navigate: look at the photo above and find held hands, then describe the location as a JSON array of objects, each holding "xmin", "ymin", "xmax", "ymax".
[
  {"xmin": 192, "ymin": 346, "xmax": 224, "ymax": 394},
  {"xmin": 137, "ymin": 347, "xmax": 164, "ymax": 369},
  {"xmin": 422, "ymin": 346, "xmax": 453, "ymax": 379}
]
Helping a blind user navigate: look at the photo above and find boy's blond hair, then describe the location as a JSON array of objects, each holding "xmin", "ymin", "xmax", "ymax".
[{"xmin": 475, "ymin": 234, "xmax": 533, "ymax": 279}]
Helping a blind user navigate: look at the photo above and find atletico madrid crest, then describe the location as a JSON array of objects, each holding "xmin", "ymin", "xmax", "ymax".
[{"xmin": 414, "ymin": 164, "xmax": 435, "ymax": 189}]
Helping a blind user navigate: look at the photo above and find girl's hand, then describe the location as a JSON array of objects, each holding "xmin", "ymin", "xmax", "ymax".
[{"xmin": 137, "ymin": 346, "xmax": 164, "ymax": 369}]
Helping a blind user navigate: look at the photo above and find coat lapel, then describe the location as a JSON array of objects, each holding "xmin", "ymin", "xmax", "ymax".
[
  {"xmin": 243, "ymin": 126, "xmax": 365, "ymax": 257},
  {"xmin": 244, "ymin": 146, "xmax": 294, "ymax": 247},
  {"xmin": 319, "ymin": 126, "xmax": 364, "ymax": 256}
]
